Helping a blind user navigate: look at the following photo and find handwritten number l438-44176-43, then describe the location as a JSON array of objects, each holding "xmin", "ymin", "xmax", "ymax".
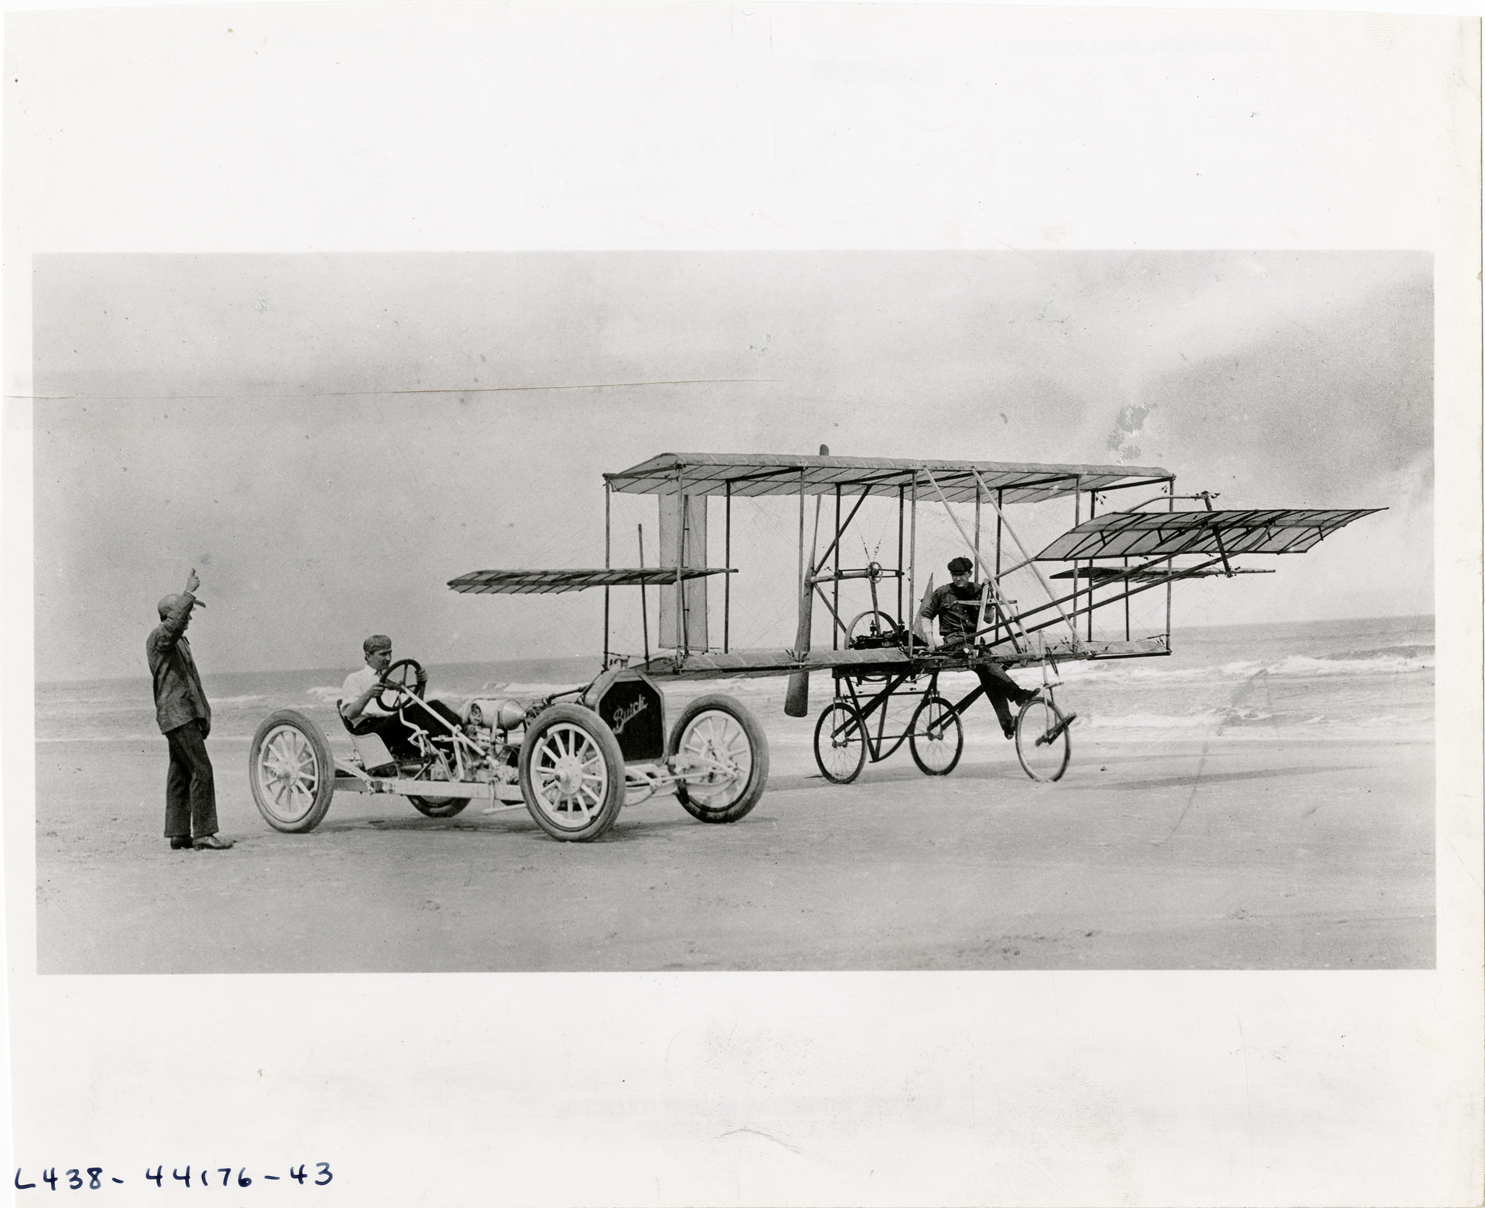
[{"xmin": 15, "ymin": 1162, "xmax": 331, "ymax": 1189}]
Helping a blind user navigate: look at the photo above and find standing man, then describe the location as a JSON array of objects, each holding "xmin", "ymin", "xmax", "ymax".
[
  {"xmin": 147, "ymin": 568, "xmax": 232, "ymax": 850},
  {"xmin": 917, "ymin": 556, "xmax": 1038, "ymax": 740}
]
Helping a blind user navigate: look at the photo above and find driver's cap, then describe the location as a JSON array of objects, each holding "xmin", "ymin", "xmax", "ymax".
[{"xmin": 363, "ymin": 634, "xmax": 392, "ymax": 655}]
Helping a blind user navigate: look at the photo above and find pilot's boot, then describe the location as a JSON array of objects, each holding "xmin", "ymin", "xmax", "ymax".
[{"xmin": 991, "ymin": 702, "xmax": 1016, "ymax": 740}]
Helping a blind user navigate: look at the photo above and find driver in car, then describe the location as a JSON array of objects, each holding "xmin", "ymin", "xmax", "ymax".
[{"xmin": 338, "ymin": 634, "xmax": 462, "ymax": 760}]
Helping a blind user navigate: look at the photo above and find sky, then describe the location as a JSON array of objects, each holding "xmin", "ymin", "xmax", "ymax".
[{"xmin": 31, "ymin": 250, "xmax": 1432, "ymax": 680}]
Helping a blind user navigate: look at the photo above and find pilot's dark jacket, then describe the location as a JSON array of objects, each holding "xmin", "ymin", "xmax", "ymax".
[
  {"xmin": 918, "ymin": 579, "xmax": 1030, "ymax": 737},
  {"xmin": 920, "ymin": 581, "xmax": 985, "ymax": 645}
]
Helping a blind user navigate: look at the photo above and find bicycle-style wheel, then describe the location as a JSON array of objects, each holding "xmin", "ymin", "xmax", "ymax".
[
  {"xmin": 813, "ymin": 700, "xmax": 867, "ymax": 784},
  {"xmin": 908, "ymin": 693, "xmax": 963, "ymax": 775},
  {"xmin": 1014, "ymin": 697, "xmax": 1072, "ymax": 782}
]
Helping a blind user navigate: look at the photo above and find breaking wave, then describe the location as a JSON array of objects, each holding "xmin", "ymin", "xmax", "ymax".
[
  {"xmin": 33, "ymin": 621, "xmax": 1434, "ymax": 744},
  {"xmin": 1265, "ymin": 650, "xmax": 1434, "ymax": 676},
  {"xmin": 1080, "ymin": 705, "xmax": 1278, "ymax": 731},
  {"xmin": 1064, "ymin": 646, "xmax": 1432, "ymax": 685},
  {"xmin": 477, "ymin": 681, "xmax": 591, "ymax": 697},
  {"xmin": 1078, "ymin": 705, "xmax": 1424, "ymax": 735}
]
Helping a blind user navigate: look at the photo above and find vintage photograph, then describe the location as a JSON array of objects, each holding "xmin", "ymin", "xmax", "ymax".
[
  {"xmin": 32, "ymin": 250, "xmax": 1433, "ymax": 973},
  {"xmin": 5, "ymin": 6, "xmax": 1477, "ymax": 1205}
]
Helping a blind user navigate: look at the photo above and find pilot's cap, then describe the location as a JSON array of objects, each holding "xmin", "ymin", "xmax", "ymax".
[
  {"xmin": 947, "ymin": 556, "xmax": 974, "ymax": 575},
  {"xmin": 363, "ymin": 634, "xmax": 392, "ymax": 655},
  {"xmin": 157, "ymin": 593, "xmax": 202, "ymax": 619}
]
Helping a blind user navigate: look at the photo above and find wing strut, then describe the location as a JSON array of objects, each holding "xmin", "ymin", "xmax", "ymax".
[{"xmin": 967, "ymin": 469, "xmax": 1083, "ymax": 648}]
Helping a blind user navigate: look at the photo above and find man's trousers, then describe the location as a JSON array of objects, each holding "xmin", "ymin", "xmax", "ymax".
[{"xmin": 164, "ymin": 718, "xmax": 218, "ymax": 839}]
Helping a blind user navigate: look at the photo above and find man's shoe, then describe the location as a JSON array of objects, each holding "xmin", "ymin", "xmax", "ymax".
[
  {"xmin": 169, "ymin": 836, "xmax": 193, "ymax": 850},
  {"xmin": 1002, "ymin": 722, "xmax": 1017, "ymax": 741},
  {"xmin": 193, "ymin": 834, "xmax": 234, "ymax": 850},
  {"xmin": 1018, "ymin": 688, "xmax": 1042, "ymax": 706}
]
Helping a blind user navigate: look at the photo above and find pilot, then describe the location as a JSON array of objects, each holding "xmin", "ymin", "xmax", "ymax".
[
  {"xmin": 917, "ymin": 556, "xmax": 1039, "ymax": 740},
  {"xmin": 339, "ymin": 634, "xmax": 462, "ymax": 761}
]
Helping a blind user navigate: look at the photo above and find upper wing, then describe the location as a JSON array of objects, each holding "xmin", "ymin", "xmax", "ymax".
[
  {"xmin": 1034, "ymin": 508, "xmax": 1385, "ymax": 561},
  {"xmin": 604, "ymin": 452, "xmax": 1172, "ymax": 505},
  {"xmin": 448, "ymin": 567, "xmax": 732, "ymax": 595}
]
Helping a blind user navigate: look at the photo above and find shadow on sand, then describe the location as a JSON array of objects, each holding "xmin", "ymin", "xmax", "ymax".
[
  {"xmin": 1103, "ymin": 764, "xmax": 1363, "ymax": 792},
  {"xmin": 767, "ymin": 759, "xmax": 1030, "ymax": 794}
]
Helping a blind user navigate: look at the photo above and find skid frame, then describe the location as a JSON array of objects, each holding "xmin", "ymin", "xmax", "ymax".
[{"xmin": 826, "ymin": 665, "xmax": 992, "ymax": 765}]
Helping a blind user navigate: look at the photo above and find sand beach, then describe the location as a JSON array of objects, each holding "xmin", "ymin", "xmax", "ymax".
[
  {"xmin": 30, "ymin": 617, "xmax": 1436, "ymax": 973},
  {"xmin": 35, "ymin": 722, "xmax": 1432, "ymax": 974}
]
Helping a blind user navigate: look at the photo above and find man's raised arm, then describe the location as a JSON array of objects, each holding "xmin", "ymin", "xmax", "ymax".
[{"xmin": 154, "ymin": 569, "xmax": 203, "ymax": 649}]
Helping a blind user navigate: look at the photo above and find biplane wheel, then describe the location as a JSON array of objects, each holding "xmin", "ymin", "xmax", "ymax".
[
  {"xmin": 1015, "ymin": 698, "xmax": 1072, "ymax": 783},
  {"xmin": 518, "ymin": 705, "xmax": 625, "ymax": 841},
  {"xmin": 909, "ymin": 693, "xmax": 963, "ymax": 776},
  {"xmin": 813, "ymin": 700, "xmax": 867, "ymax": 784},
  {"xmin": 846, "ymin": 609, "xmax": 905, "ymax": 647},
  {"xmin": 376, "ymin": 658, "xmax": 429, "ymax": 710},
  {"xmin": 249, "ymin": 710, "xmax": 336, "ymax": 833},
  {"xmin": 408, "ymin": 750, "xmax": 467, "ymax": 817},
  {"xmin": 669, "ymin": 694, "xmax": 770, "ymax": 823}
]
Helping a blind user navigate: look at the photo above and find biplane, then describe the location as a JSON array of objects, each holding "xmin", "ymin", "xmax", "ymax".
[
  {"xmin": 249, "ymin": 449, "xmax": 1379, "ymax": 842},
  {"xmin": 451, "ymin": 451, "xmax": 1380, "ymax": 781}
]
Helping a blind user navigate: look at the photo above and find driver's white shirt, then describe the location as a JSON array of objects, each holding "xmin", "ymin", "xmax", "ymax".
[{"xmin": 340, "ymin": 664, "xmax": 393, "ymax": 720}]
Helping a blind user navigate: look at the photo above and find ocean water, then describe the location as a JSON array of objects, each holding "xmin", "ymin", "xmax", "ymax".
[{"xmin": 35, "ymin": 615, "xmax": 1433, "ymax": 746}]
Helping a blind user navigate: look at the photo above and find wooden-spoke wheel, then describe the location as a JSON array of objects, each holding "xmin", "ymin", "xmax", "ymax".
[
  {"xmin": 518, "ymin": 705, "xmax": 625, "ymax": 841},
  {"xmin": 249, "ymin": 709, "xmax": 336, "ymax": 832},
  {"xmin": 669, "ymin": 694, "xmax": 770, "ymax": 823}
]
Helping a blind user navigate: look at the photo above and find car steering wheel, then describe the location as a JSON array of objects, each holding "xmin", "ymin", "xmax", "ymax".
[{"xmin": 376, "ymin": 658, "xmax": 428, "ymax": 711}]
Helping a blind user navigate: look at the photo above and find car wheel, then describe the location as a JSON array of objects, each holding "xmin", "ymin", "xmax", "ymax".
[
  {"xmin": 518, "ymin": 704, "xmax": 625, "ymax": 841},
  {"xmin": 249, "ymin": 710, "xmax": 336, "ymax": 833},
  {"xmin": 668, "ymin": 694, "xmax": 770, "ymax": 823}
]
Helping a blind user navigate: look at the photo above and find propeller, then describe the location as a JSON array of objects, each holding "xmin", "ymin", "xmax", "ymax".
[
  {"xmin": 784, "ymin": 464, "xmax": 826, "ymax": 717},
  {"xmin": 915, "ymin": 573, "xmax": 935, "ymax": 649}
]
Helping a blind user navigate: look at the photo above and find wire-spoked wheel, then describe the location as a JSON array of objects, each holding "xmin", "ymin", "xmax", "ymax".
[
  {"xmin": 813, "ymin": 700, "xmax": 867, "ymax": 784},
  {"xmin": 909, "ymin": 693, "xmax": 963, "ymax": 775},
  {"xmin": 518, "ymin": 704, "xmax": 625, "ymax": 841},
  {"xmin": 1014, "ymin": 697, "xmax": 1073, "ymax": 782}
]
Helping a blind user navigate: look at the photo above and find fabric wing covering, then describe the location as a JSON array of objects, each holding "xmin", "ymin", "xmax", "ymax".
[
  {"xmin": 448, "ymin": 567, "xmax": 731, "ymax": 595},
  {"xmin": 1034, "ymin": 508, "xmax": 1385, "ymax": 561},
  {"xmin": 604, "ymin": 452, "xmax": 1171, "ymax": 505}
]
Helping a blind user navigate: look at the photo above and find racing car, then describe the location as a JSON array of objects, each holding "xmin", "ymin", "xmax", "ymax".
[{"xmin": 247, "ymin": 656, "xmax": 769, "ymax": 842}]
